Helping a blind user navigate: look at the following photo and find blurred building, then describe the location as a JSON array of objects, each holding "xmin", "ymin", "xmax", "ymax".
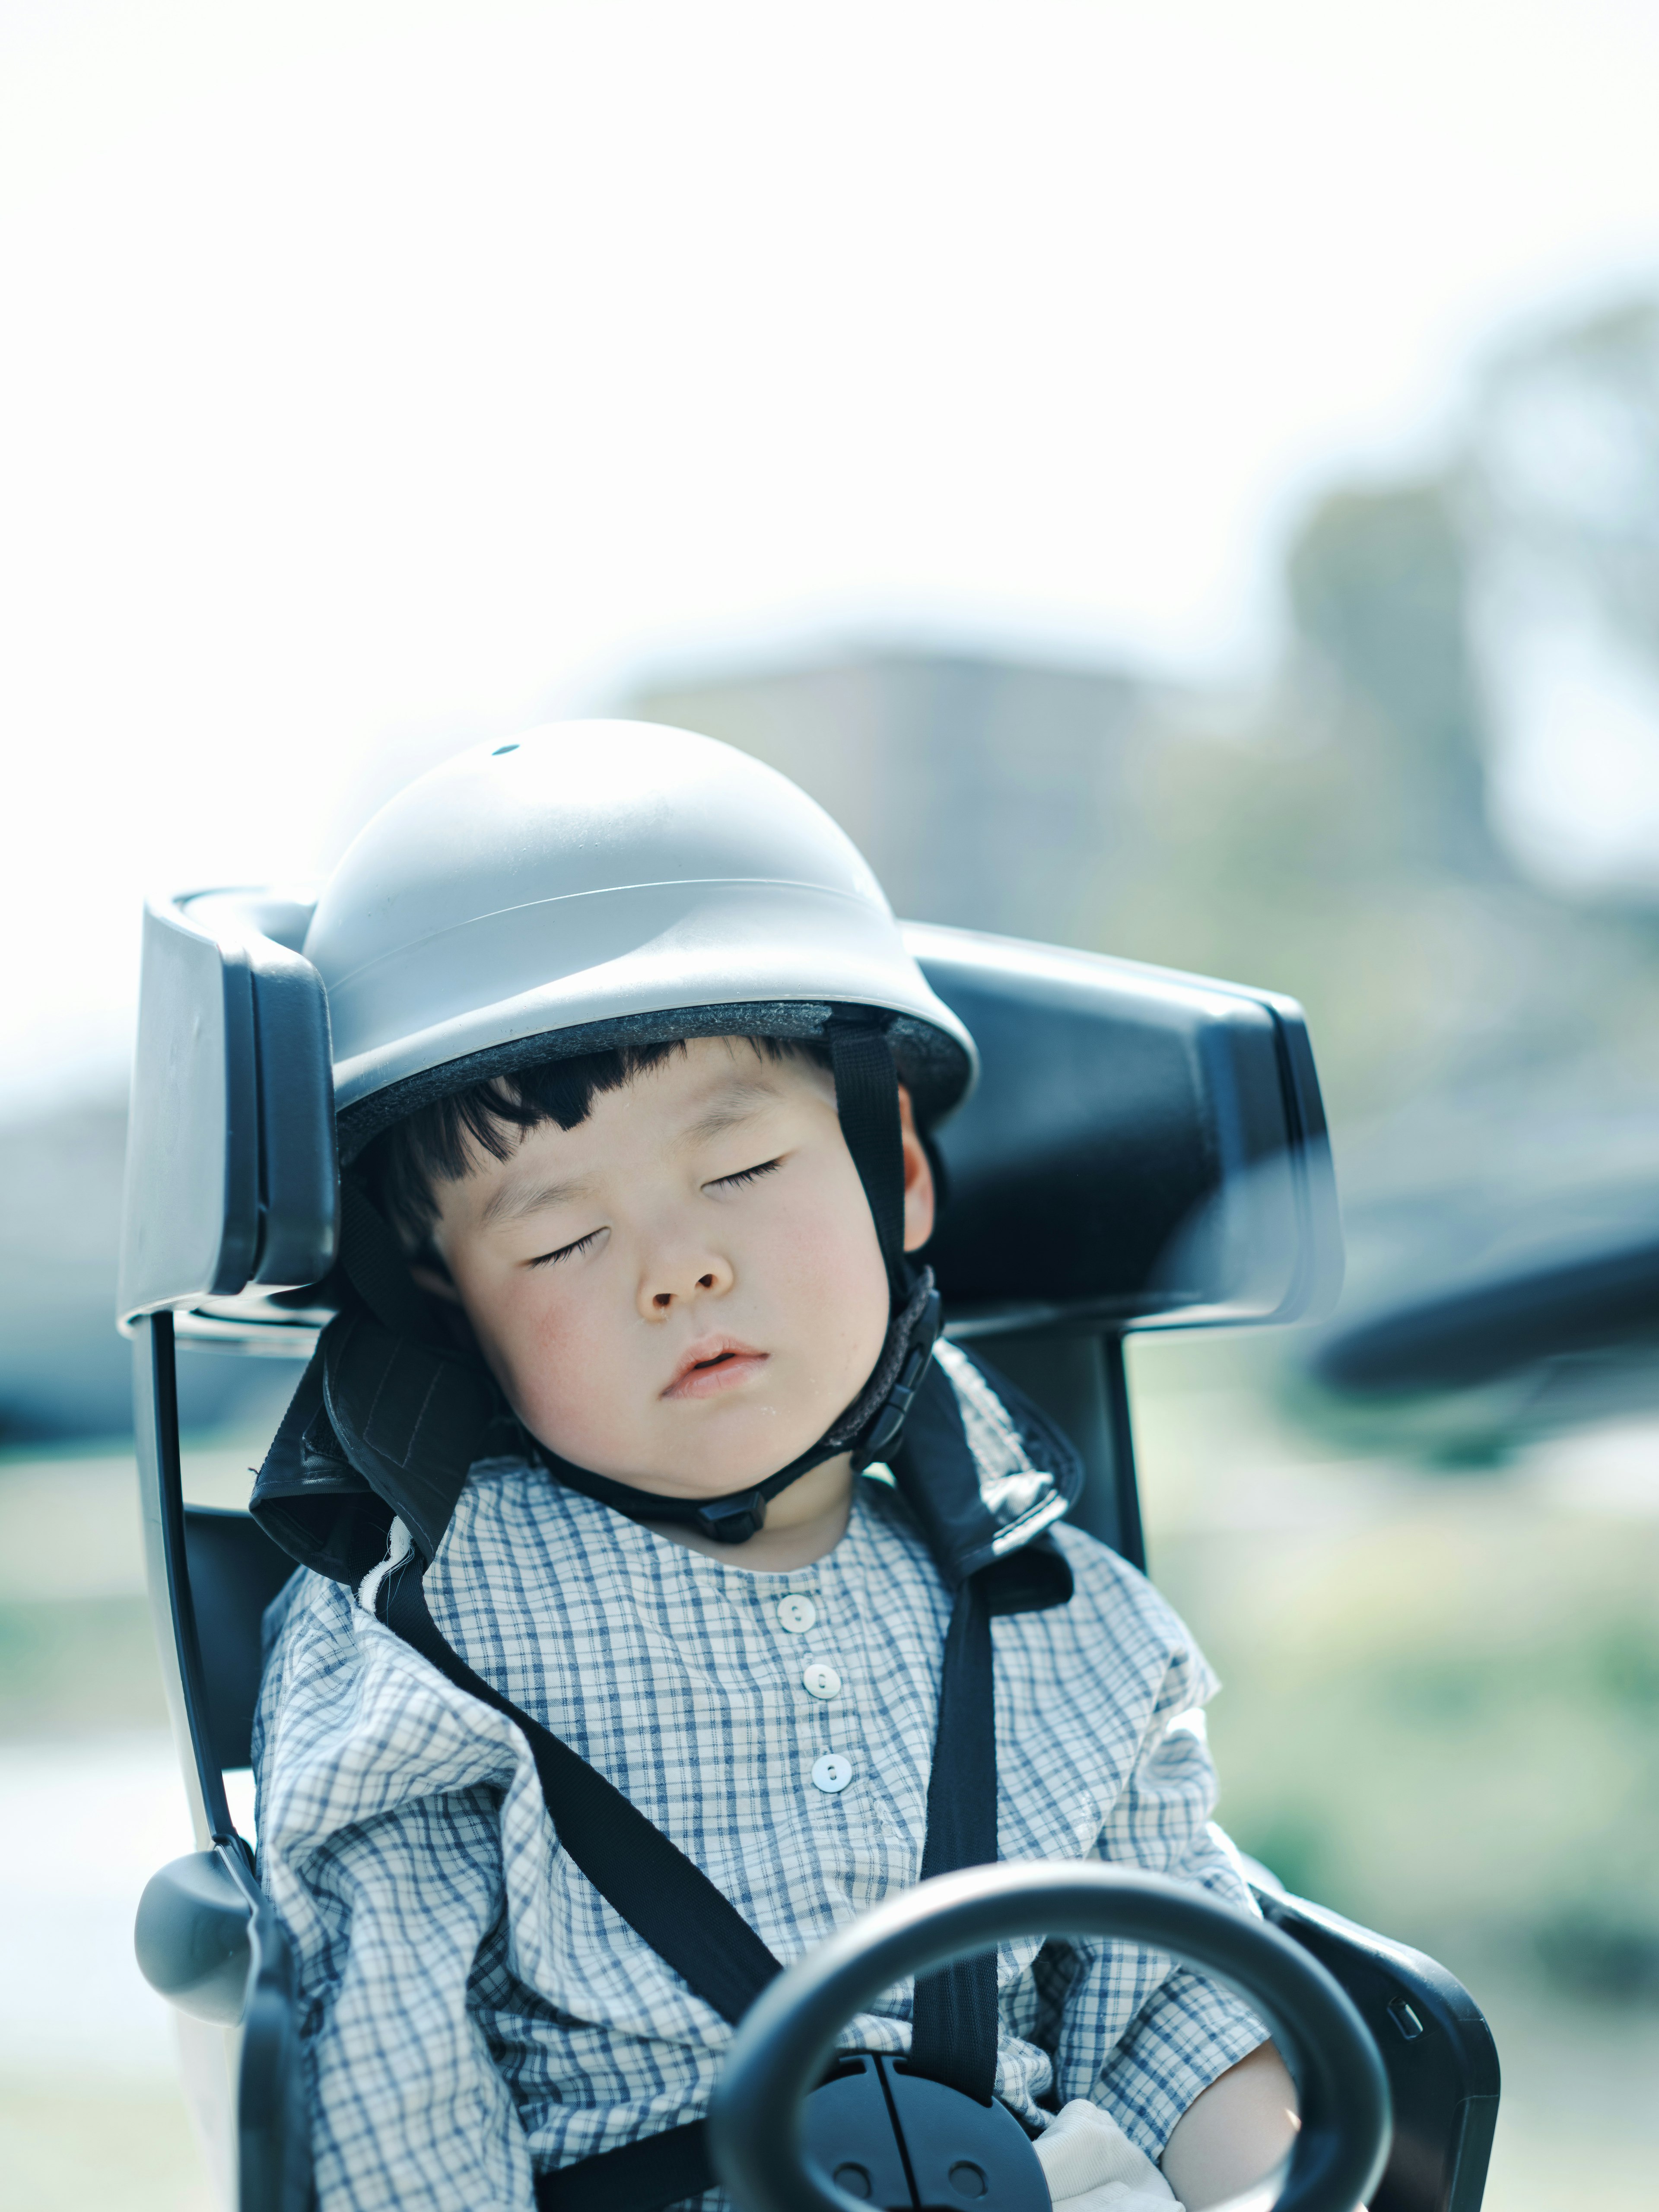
[{"xmin": 628, "ymin": 648, "xmax": 1150, "ymax": 948}]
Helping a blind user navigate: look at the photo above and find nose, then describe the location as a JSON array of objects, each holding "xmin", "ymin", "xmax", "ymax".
[{"xmin": 639, "ymin": 1242, "xmax": 734, "ymax": 1319}]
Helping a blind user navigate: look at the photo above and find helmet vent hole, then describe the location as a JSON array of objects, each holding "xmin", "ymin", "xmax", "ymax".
[{"xmin": 492, "ymin": 743, "xmax": 519, "ymax": 756}]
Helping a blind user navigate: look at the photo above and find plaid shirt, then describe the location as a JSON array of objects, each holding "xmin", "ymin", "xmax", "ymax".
[{"xmin": 254, "ymin": 1363, "xmax": 1267, "ymax": 2212}]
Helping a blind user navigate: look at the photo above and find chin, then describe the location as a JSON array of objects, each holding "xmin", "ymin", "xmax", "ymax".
[
  {"xmin": 519, "ymin": 1415, "xmax": 822, "ymax": 1496},
  {"xmin": 664, "ymin": 1429, "xmax": 825, "ymax": 1494}
]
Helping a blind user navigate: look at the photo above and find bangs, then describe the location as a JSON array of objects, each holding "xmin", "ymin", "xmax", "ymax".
[{"xmin": 360, "ymin": 1035, "xmax": 830, "ymax": 1250}]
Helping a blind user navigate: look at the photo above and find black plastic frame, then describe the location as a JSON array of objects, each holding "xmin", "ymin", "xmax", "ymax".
[
  {"xmin": 1260, "ymin": 1890, "xmax": 1500, "ymax": 2212},
  {"xmin": 136, "ymin": 1312, "xmax": 235, "ymax": 1848},
  {"xmin": 134, "ymin": 1311, "xmax": 314, "ymax": 2212},
  {"xmin": 969, "ymin": 1332, "xmax": 1147, "ymax": 1569}
]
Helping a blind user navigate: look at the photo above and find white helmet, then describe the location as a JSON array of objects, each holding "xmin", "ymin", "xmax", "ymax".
[
  {"xmin": 250, "ymin": 719, "xmax": 977, "ymax": 1561},
  {"xmin": 305, "ymin": 719, "xmax": 977, "ymax": 1162}
]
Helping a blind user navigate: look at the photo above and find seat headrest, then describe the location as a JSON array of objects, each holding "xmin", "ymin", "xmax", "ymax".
[
  {"xmin": 117, "ymin": 898, "xmax": 1340, "ymax": 1343},
  {"xmin": 911, "ymin": 926, "xmax": 1341, "ymax": 1335}
]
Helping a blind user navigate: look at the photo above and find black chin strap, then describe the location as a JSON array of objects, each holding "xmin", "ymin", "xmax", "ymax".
[
  {"xmin": 827, "ymin": 1014, "xmax": 910, "ymax": 1298},
  {"xmin": 909, "ymin": 1569, "xmax": 997, "ymax": 2101}
]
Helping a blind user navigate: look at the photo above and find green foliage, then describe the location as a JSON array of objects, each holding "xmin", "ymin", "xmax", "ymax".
[
  {"xmin": 0, "ymin": 1598, "xmax": 164, "ymax": 1737},
  {"xmin": 1138, "ymin": 1360, "xmax": 1659, "ymax": 1997}
]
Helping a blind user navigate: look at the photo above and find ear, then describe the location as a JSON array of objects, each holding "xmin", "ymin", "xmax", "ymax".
[{"xmin": 896, "ymin": 1084, "xmax": 936, "ymax": 1252}]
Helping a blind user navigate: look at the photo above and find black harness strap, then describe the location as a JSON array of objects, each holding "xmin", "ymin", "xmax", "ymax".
[
  {"xmin": 385, "ymin": 1557, "xmax": 1001, "ymax": 2055},
  {"xmin": 385, "ymin": 1549, "xmax": 1004, "ymax": 2209},
  {"xmin": 827, "ymin": 1019, "xmax": 909, "ymax": 1292},
  {"xmin": 384, "ymin": 1560, "xmax": 785, "ymax": 2031},
  {"xmin": 337, "ymin": 1179, "xmax": 451, "ymax": 1344},
  {"xmin": 533, "ymin": 2121, "xmax": 713, "ymax": 2212},
  {"xmin": 909, "ymin": 1571, "xmax": 998, "ymax": 2101}
]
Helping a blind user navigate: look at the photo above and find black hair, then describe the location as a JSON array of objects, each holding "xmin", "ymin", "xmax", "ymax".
[{"xmin": 360, "ymin": 1034, "xmax": 833, "ymax": 1252}]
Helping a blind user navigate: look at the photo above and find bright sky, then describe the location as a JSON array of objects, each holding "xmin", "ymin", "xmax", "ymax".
[{"xmin": 4, "ymin": 0, "xmax": 1659, "ymax": 1104}]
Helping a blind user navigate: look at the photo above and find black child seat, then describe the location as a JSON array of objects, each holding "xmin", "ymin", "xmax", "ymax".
[{"xmin": 120, "ymin": 900, "xmax": 1499, "ymax": 2212}]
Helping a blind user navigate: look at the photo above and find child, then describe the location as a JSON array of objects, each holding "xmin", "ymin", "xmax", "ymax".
[{"xmin": 250, "ymin": 722, "xmax": 1299, "ymax": 2212}]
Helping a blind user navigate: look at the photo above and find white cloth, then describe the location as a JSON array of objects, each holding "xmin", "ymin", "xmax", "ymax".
[{"xmin": 1036, "ymin": 2100, "xmax": 1182, "ymax": 2210}]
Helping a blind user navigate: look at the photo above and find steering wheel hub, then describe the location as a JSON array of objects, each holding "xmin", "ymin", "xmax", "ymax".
[{"xmin": 805, "ymin": 2054, "xmax": 1049, "ymax": 2212}]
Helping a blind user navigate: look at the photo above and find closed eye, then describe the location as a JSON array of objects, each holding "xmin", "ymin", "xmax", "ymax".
[
  {"xmin": 709, "ymin": 1156, "xmax": 783, "ymax": 1192},
  {"xmin": 527, "ymin": 1228, "xmax": 604, "ymax": 1269}
]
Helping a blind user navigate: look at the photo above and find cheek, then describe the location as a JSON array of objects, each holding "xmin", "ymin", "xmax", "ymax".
[
  {"xmin": 455, "ymin": 1265, "xmax": 615, "ymax": 1433},
  {"xmin": 758, "ymin": 1181, "xmax": 892, "ymax": 1358}
]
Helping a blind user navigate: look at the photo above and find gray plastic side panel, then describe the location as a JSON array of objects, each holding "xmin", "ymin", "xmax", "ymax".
[
  {"xmin": 119, "ymin": 901, "xmax": 260, "ymax": 1321},
  {"xmin": 134, "ymin": 1314, "xmax": 232, "ymax": 1849},
  {"xmin": 118, "ymin": 894, "xmax": 339, "ymax": 1322}
]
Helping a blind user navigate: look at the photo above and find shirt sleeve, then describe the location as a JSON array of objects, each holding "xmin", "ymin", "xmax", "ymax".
[
  {"xmin": 254, "ymin": 1574, "xmax": 537, "ymax": 2212},
  {"xmin": 1058, "ymin": 1687, "xmax": 1271, "ymax": 2158}
]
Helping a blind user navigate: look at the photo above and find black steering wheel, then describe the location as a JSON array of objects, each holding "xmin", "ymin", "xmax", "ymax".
[{"xmin": 709, "ymin": 1863, "xmax": 1391, "ymax": 2212}]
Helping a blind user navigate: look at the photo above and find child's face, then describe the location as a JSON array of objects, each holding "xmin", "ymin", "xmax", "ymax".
[{"xmin": 425, "ymin": 1039, "xmax": 935, "ymax": 1497}]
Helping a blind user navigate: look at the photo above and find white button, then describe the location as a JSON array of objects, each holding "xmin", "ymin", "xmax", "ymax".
[
  {"xmin": 802, "ymin": 1662, "xmax": 842, "ymax": 1700},
  {"xmin": 777, "ymin": 1594, "xmax": 817, "ymax": 1634},
  {"xmin": 812, "ymin": 1752, "xmax": 853, "ymax": 1793}
]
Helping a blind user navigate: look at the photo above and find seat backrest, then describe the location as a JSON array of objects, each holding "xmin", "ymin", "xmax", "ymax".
[
  {"xmin": 125, "ymin": 896, "xmax": 1341, "ymax": 1807},
  {"xmin": 184, "ymin": 1507, "xmax": 302, "ymax": 1772}
]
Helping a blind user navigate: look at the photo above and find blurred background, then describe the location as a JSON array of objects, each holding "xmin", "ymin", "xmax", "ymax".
[{"xmin": 3, "ymin": 2, "xmax": 1659, "ymax": 2206}]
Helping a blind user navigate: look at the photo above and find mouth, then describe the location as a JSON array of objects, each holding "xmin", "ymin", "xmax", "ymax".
[{"xmin": 661, "ymin": 1338, "xmax": 770, "ymax": 1402}]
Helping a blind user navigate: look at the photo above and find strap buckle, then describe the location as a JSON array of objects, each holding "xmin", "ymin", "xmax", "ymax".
[
  {"xmin": 688, "ymin": 1490, "xmax": 769, "ymax": 1544},
  {"xmin": 856, "ymin": 1287, "xmax": 943, "ymax": 1466}
]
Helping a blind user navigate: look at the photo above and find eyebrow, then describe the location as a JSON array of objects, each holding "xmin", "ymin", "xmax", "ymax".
[
  {"xmin": 475, "ymin": 1077, "xmax": 784, "ymax": 1230},
  {"xmin": 679, "ymin": 1079, "xmax": 781, "ymax": 1147},
  {"xmin": 478, "ymin": 1170, "xmax": 598, "ymax": 1230}
]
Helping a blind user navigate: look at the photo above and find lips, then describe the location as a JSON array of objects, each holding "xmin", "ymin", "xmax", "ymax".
[{"xmin": 661, "ymin": 1338, "xmax": 770, "ymax": 1401}]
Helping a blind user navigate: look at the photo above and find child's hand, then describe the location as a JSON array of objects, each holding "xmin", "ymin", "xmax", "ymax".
[{"xmin": 1034, "ymin": 2100, "xmax": 1183, "ymax": 2211}]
